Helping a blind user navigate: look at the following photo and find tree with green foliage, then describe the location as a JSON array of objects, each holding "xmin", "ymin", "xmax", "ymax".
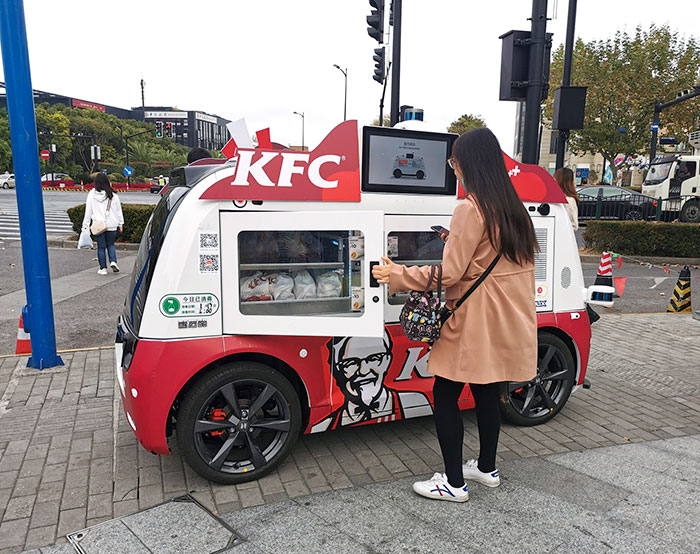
[
  {"xmin": 546, "ymin": 24, "xmax": 700, "ymax": 171},
  {"xmin": 0, "ymin": 102, "xmax": 191, "ymax": 182},
  {"xmin": 447, "ymin": 114, "xmax": 486, "ymax": 135}
]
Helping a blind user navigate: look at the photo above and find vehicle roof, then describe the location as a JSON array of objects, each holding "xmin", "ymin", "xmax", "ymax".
[
  {"xmin": 650, "ymin": 155, "xmax": 679, "ymax": 165},
  {"xmin": 578, "ymin": 185, "xmax": 644, "ymax": 196}
]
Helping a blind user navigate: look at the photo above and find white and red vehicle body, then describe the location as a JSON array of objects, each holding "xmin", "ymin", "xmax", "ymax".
[{"xmin": 115, "ymin": 121, "xmax": 598, "ymax": 483}]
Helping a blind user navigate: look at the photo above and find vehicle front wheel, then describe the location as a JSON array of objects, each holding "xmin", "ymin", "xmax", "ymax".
[
  {"xmin": 2, "ymin": 183, "xmax": 7, "ymax": 189},
  {"xmin": 623, "ymin": 207, "xmax": 643, "ymax": 221},
  {"xmin": 680, "ymin": 201, "xmax": 700, "ymax": 223},
  {"xmin": 176, "ymin": 361, "xmax": 302, "ymax": 484},
  {"xmin": 416, "ymin": 170, "xmax": 425, "ymax": 180},
  {"xmin": 499, "ymin": 332, "xmax": 576, "ymax": 426}
]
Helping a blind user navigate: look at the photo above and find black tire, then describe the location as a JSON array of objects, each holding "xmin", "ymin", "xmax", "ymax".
[
  {"xmin": 623, "ymin": 207, "xmax": 643, "ymax": 221},
  {"xmin": 2, "ymin": 183, "xmax": 7, "ymax": 189},
  {"xmin": 176, "ymin": 361, "xmax": 302, "ymax": 484},
  {"xmin": 393, "ymin": 169, "xmax": 402, "ymax": 179},
  {"xmin": 499, "ymin": 332, "xmax": 576, "ymax": 426},
  {"xmin": 416, "ymin": 170, "xmax": 425, "ymax": 180},
  {"xmin": 680, "ymin": 201, "xmax": 700, "ymax": 223}
]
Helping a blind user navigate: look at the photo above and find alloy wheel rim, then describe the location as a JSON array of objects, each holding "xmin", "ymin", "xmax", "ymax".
[
  {"xmin": 507, "ymin": 344, "xmax": 573, "ymax": 419},
  {"xmin": 193, "ymin": 379, "xmax": 291, "ymax": 474}
]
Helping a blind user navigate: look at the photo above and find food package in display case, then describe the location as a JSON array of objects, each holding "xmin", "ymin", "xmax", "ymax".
[
  {"xmin": 292, "ymin": 270, "xmax": 317, "ymax": 299},
  {"xmin": 240, "ymin": 272, "xmax": 272, "ymax": 302},
  {"xmin": 316, "ymin": 271, "xmax": 342, "ymax": 298},
  {"xmin": 267, "ymin": 272, "xmax": 295, "ymax": 300},
  {"xmin": 352, "ymin": 286, "xmax": 364, "ymax": 310},
  {"xmin": 349, "ymin": 236, "xmax": 364, "ymax": 260}
]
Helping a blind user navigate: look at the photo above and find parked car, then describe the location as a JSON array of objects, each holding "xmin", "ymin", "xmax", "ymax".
[
  {"xmin": 40, "ymin": 173, "xmax": 74, "ymax": 186},
  {"xmin": 577, "ymin": 185, "xmax": 657, "ymax": 221},
  {"xmin": 0, "ymin": 173, "xmax": 15, "ymax": 189}
]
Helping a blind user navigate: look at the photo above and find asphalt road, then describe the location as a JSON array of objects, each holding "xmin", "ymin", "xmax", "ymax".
[{"xmin": 0, "ymin": 187, "xmax": 159, "ymax": 212}]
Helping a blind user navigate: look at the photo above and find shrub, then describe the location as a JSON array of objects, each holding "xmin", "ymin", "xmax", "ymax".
[
  {"xmin": 67, "ymin": 202, "xmax": 155, "ymax": 243},
  {"xmin": 583, "ymin": 221, "xmax": 700, "ymax": 258}
]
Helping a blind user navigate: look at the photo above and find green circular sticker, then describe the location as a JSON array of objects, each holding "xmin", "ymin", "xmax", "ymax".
[{"xmin": 162, "ymin": 297, "xmax": 181, "ymax": 315}]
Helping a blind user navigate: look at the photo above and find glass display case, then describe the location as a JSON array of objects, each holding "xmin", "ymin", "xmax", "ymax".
[
  {"xmin": 386, "ymin": 231, "xmax": 445, "ymax": 305},
  {"xmin": 238, "ymin": 230, "xmax": 365, "ymax": 316}
]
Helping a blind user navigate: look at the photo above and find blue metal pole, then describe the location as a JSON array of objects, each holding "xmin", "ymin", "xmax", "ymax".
[{"xmin": 0, "ymin": 0, "xmax": 62, "ymax": 369}]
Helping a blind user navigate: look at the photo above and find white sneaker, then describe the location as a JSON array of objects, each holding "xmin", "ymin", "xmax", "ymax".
[
  {"xmin": 412, "ymin": 472, "xmax": 469, "ymax": 502},
  {"xmin": 462, "ymin": 459, "xmax": 501, "ymax": 487},
  {"xmin": 110, "ymin": 261, "xmax": 120, "ymax": 273},
  {"xmin": 97, "ymin": 268, "xmax": 108, "ymax": 275}
]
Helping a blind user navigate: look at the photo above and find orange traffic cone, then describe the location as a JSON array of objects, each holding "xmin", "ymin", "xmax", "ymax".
[
  {"xmin": 15, "ymin": 314, "xmax": 31, "ymax": 355},
  {"xmin": 589, "ymin": 251, "xmax": 615, "ymax": 307}
]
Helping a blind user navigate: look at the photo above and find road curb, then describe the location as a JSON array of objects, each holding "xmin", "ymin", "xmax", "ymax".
[
  {"xmin": 44, "ymin": 236, "xmax": 140, "ymax": 251},
  {"xmin": 580, "ymin": 254, "xmax": 700, "ymax": 266}
]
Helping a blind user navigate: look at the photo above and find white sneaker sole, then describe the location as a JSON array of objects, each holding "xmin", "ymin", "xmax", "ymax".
[
  {"xmin": 462, "ymin": 472, "xmax": 500, "ymax": 488},
  {"xmin": 412, "ymin": 484, "xmax": 469, "ymax": 503}
]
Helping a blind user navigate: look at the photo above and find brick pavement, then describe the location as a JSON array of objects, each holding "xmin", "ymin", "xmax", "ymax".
[{"xmin": 1, "ymin": 313, "xmax": 699, "ymax": 553}]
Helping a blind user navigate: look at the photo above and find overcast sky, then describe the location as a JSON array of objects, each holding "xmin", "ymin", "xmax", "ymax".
[{"xmin": 2, "ymin": 0, "xmax": 699, "ymax": 155}]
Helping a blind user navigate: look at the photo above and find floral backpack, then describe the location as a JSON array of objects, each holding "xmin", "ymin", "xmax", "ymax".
[
  {"xmin": 399, "ymin": 254, "xmax": 502, "ymax": 345},
  {"xmin": 399, "ymin": 265, "xmax": 444, "ymax": 344}
]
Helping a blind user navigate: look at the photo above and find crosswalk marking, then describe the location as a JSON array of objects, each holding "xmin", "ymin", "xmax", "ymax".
[{"xmin": 0, "ymin": 209, "xmax": 74, "ymax": 240}]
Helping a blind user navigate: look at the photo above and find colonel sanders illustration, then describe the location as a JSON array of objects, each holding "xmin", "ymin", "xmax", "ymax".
[{"xmin": 311, "ymin": 330, "xmax": 432, "ymax": 432}]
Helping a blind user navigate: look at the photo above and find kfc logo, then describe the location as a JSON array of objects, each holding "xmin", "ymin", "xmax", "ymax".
[{"xmin": 200, "ymin": 120, "xmax": 360, "ymax": 202}]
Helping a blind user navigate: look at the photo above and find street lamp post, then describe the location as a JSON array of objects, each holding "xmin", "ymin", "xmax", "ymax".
[
  {"xmin": 333, "ymin": 65, "xmax": 348, "ymax": 121},
  {"xmin": 293, "ymin": 111, "xmax": 305, "ymax": 151}
]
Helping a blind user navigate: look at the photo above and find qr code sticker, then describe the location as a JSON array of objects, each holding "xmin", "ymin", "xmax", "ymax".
[
  {"xmin": 199, "ymin": 233, "xmax": 219, "ymax": 250},
  {"xmin": 199, "ymin": 254, "xmax": 220, "ymax": 273}
]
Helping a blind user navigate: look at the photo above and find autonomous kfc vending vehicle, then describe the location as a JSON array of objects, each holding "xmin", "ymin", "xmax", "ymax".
[{"xmin": 115, "ymin": 120, "xmax": 601, "ymax": 484}]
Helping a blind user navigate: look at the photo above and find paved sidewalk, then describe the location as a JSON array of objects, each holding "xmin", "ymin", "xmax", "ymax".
[{"xmin": 1, "ymin": 313, "xmax": 699, "ymax": 553}]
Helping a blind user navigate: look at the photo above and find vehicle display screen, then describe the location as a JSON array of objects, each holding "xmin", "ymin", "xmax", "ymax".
[{"xmin": 362, "ymin": 126, "xmax": 458, "ymax": 195}]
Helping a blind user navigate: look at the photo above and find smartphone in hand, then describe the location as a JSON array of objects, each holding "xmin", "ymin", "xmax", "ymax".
[{"xmin": 430, "ymin": 225, "xmax": 449, "ymax": 236}]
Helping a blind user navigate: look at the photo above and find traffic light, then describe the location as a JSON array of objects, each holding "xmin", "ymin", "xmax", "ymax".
[
  {"xmin": 373, "ymin": 47, "xmax": 385, "ymax": 84},
  {"xmin": 155, "ymin": 121, "xmax": 164, "ymax": 138},
  {"xmin": 165, "ymin": 122, "xmax": 173, "ymax": 138},
  {"xmin": 367, "ymin": 0, "xmax": 384, "ymax": 43}
]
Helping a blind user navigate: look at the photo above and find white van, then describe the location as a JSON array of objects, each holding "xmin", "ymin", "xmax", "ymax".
[{"xmin": 115, "ymin": 122, "xmax": 604, "ymax": 484}]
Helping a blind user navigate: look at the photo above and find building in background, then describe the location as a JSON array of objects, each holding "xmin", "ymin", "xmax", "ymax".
[{"xmin": 0, "ymin": 88, "xmax": 230, "ymax": 152}]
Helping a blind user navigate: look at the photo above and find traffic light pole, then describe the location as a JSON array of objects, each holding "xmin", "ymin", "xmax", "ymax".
[
  {"xmin": 649, "ymin": 87, "xmax": 700, "ymax": 161},
  {"xmin": 379, "ymin": 61, "xmax": 391, "ymax": 126},
  {"xmin": 555, "ymin": 0, "xmax": 577, "ymax": 170},
  {"xmin": 0, "ymin": 0, "xmax": 63, "ymax": 369},
  {"xmin": 522, "ymin": 0, "xmax": 548, "ymax": 164},
  {"xmin": 389, "ymin": 0, "xmax": 402, "ymax": 126}
]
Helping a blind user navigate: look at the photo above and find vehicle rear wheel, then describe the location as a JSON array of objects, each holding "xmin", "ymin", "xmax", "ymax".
[
  {"xmin": 416, "ymin": 170, "xmax": 425, "ymax": 180},
  {"xmin": 2, "ymin": 183, "xmax": 7, "ymax": 189},
  {"xmin": 393, "ymin": 169, "xmax": 402, "ymax": 178},
  {"xmin": 499, "ymin": 332, "xmax": 576, "ymax": 426},
  {"xmin": 680, "ymin": 201, "xmax": 700, "ymax": 223},
  {"xmin": 176, "ymin": 361, "xmax": 302, "ymax": 484},
  {"xmin": 623, "ymin": 207, "xmax": 643, "ymax": 221}
]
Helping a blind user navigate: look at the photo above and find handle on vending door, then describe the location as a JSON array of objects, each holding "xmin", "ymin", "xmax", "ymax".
[{"xmin": 369, "ymin": 261, "xmax": 380, "ymax": 288}]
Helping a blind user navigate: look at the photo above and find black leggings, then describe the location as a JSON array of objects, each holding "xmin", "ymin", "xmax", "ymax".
[{"xmin": 432, "ymin": 376, "xmax": 501, "ymax": 488}]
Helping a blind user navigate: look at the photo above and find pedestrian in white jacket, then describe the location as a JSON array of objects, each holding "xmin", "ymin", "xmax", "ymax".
[
  {"xmin": 82, "ymin": 173, "xmax": 124, "ymax": 275},
  {"xmin": 553, "ymin": 168, "xmax": 580, "ymax": 231}
]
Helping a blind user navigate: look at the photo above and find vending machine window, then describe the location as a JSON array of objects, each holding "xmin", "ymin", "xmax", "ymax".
[
  {"xmin": 238, "ymin": 230, "xmax": 364, "ymax": 316},
  {"xmin": 386, "ymin": 231, "xmax": 444, "ymax": 305}
]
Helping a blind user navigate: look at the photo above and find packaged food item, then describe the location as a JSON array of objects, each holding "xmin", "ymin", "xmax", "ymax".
[
  {"xmin": 267, "ymin": 272, "xmax": 295, "ymax": 300},
  {"xmin": 240, "ymin": 272, "xmax": 272, "ymax": 302},
  {"xmin": 349, "ymin": 236, "xmax": 364, "ymax": 259},
  {"xmin": 292, "ymin": 270, "xmax": 317, "ymax": 299},
  {"xmin": 352, "ymin": 286, "xmax": 364, "ymax": 310},
  {"xmin": 316, "ymin": 271, "xmax": 342, "ymax": 298}
]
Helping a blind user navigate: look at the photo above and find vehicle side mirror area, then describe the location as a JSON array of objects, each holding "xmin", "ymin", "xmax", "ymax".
[{"xmin": 586, "ymin": 285, "xmax": 615, "ymax": 308}]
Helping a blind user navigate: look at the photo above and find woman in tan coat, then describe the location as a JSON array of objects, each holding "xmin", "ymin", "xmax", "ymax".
[{"xmin": 372, "ymin": 128, "xmax": 538, "ymax": 502}]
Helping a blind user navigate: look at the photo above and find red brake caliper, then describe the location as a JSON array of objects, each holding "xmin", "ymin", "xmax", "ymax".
[{"xmin": 209, "ymin": 408, "xmax": 228, "ymax": 436}]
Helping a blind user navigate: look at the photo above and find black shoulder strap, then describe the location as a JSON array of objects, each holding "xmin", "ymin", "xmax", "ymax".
[{"xmin": 453, "ymin": 253, "xmax": 502, "ymax": 310}]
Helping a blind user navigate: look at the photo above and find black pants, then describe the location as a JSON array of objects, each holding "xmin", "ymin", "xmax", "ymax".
[{"xmin": 433, "ymin": 375, "xmax": 501, "ymax": 488}]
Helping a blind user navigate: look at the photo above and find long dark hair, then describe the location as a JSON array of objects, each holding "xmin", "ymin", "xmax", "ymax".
[
  {"xmin": 93, "ymin": 173, "xmax": 114, "ymax": 199},
  {"xmin": 452, "ymin": 128, "xmax": 538, "ymax": 265},
  {"xmin": 553, "ymin": 167, "xmax": 579, "ymax": 206}
]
